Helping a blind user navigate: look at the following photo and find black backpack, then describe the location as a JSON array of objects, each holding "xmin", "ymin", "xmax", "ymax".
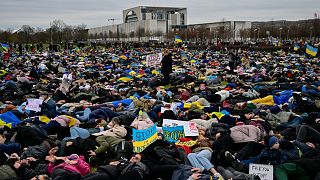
[{"xmin": 112, "ymin": 140, "xmax": 133, "ymax": 160}]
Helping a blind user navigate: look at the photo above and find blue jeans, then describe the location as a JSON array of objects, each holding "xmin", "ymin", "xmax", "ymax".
[
  {"xmin": 75, "ymin": 108, "xmax": 91, "ymax": 122},
  {"xmin": 63, "ymin": 126, "xmax": 90, "ymax": 141},
  {"xmin": 187, "ymin": 149, "xmax": 214, "ymax": 171},
  {"xmin": 276, "ymin": 116, "xmax": 305, "ymax": 131}
]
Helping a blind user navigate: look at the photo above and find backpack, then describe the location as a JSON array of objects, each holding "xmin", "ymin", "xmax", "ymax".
[{"xmin": 111, "ymin": 140, "xmax": 133, "ymax": 160}]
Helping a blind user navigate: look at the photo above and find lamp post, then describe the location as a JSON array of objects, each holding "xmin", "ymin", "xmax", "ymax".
[
  {"xmin": 254, "ymin": 29, "xmax": 258, "ymax": 41},
  {"xmin": 279, "ymin": 27, "xmax": 283, "ymax": 40},
  {"xmin": 215, "ymin": 30, "xmax": 219, "ymax": 42},
  {"xmin": 309, "ymin": 27, "xmax": 313, "ymax": 40}
]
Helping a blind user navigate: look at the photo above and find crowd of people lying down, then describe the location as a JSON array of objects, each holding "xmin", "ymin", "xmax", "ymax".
[{"xmin": 0, "ymin": 44, "xmax": 320, "ymax": 180}]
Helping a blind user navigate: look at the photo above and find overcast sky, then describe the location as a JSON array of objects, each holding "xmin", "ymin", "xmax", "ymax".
[{"xmin": 1, "ymin": 0, "xmax": 319, "ymax": 30}]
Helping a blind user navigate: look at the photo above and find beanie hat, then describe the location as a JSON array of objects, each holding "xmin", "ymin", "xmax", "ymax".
[{"xmin": 268, "ymin": 136, "xmax": 279, "ymax": 148}]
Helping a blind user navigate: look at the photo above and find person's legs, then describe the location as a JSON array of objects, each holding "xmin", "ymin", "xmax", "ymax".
[
  {"xmin": 177, "ymin": 147, "xmax": 190, "ymax": 165},
  {"xmin": 277, "ymin": 116, "xmax": 305, "ymax": 131},
  {"xmin": 197, "ymin": 98, "xmax": 211, "ymax": 106},
  {"xmin": 95, "ymin": 136, "xmax": 110, "ymax": 155},
  {"xmin": 76, "ymin": 108, "xmax": 91, "ymax": 122},
  {"xmin": 195, "ymin": 150, "xmax": 215, "ymax": 171},
  {"xmin": 296, "ymin": 125, "xmax": 320, "ymax": 144},
  {"xmin": 275, "ymin": 163, "xmax": 311, "ymax": 180},
  {"xmin": 69, "ymin": 126, "xmax": 90, "ymax": 139},
  {"xmin": 236, "ymin": 141, "xmax": 264, "ymax": 160},
  {"xmin": 187, "ymin": 153, "xmax": 205, "ymax": 170},
  {"xmin": 251, "ymin": 95, "xmax": 274, "ymax": 106},
  {"xmin": 153, "ymin": 146, "xmax": 178, "ymax": 165},
  {"xmin": 116, "ymin": 170, "xmax": 143, "ymax": 180},
  {"xmin": 186, "ymin": 95, "xmax": 200, "ymax": 103}
]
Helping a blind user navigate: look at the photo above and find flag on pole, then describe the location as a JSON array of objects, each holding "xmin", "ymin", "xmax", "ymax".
[
  {"xmin": 306, "ymin": 44, "xmax": 318, "ymax": 57},
  {"xmin": 175, "ymin": 35, "xmax": 182, "ymax": 43}
]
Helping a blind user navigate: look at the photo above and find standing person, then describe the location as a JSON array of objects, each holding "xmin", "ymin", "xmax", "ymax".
[{"xmin": 161, "ymin": 49, "xmax": 172, "ymax": 85}]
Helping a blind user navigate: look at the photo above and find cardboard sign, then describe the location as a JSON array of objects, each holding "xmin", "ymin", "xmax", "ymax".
[
  {"xmin": 58, "ymin": 67, "xmax": 66, "ymax": 73},
  {"xmin": 249, "ymin": 164, "xmax": 273, "ymax": 180},
  {"xmin": 26, "ymin": 99, "xmax": 43, "ymax": 112},
  {"xmin": 132, "ymin": 124, "xmax": 158, "ymax": 153},
  {"xmin": 175, "ymin": 140, "xmax": 197, "ymax": 147},
  {"xmin": 162, "ymin": 119, "xmax": 199, "ymax": 136},
  {"xmin": 146, "ymin": 53, "xmax": 162, "ymax": 67},
  {"xmin": 162, "ymin": 126, "xmax": 185, "ymax": 142}
]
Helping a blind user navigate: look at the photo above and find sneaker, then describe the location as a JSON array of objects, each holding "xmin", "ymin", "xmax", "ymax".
[
  {"xmin": 213, "ymin": 173, "xmax": 224, "ymax": 180},
  {"xmin": 225, "ymin": 151, "xmax": 244, "ymax": 171}
]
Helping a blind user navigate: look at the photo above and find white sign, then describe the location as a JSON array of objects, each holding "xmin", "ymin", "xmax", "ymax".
[
  {"xmin": 163, "ymin": 119, "xmax": 199, "ymax": 136},
  {"xmin": 58, "ymin": 67, "xmax": 66, "ymax": 73},
  {"xmin": 26, "ymin": 99, "xmax": 43, "ymax": 112},
  {"xmin": 146, "ymin": 53, "xmax": 162, "ymax": 67},
  {"xmin": 249, "ymin": 163, "xmax": 273, "ymax": 180}
]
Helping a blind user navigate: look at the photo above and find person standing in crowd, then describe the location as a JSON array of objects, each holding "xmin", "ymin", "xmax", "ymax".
[{"xmin": 161, "ymin": 49, "xmax": 172, "ymax": 85}]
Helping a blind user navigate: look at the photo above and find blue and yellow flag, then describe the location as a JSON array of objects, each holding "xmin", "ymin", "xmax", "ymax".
[
  {"xmin": 0, "ymin": 43, "xmax": 8, "ymax": 52},
  {"xmin": 294, "ymin": 44, "xmax": 300, "ymax": 51},
  {"xmin": 306, "ymin": 44, "xmax": 318, "ymax": 57},
  {"xmin": 175, "ymin": 35, "xmax": 182, "ymax": 43}
]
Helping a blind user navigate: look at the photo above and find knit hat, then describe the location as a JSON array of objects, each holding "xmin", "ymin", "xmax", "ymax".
[{"xmin": 268, "ymin": 136, "xmax": 279, "ymax": 148}]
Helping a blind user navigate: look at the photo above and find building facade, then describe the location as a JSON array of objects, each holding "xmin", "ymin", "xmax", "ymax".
[{"xmin": 88, "ymin": 6, "xmax": 187, "ymax": 42}]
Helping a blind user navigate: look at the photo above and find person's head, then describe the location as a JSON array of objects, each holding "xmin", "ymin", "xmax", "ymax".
[
  {"xmin": 130, "ymin": 153, "xmax": 142, "ymax": 163},
  {"xmin": 31, "ymin": 175, "xmax": 50, "ymax": 180},
  {"xmin": 109, "ymin": 117, "xmax": 121, "ymax": 128},
  {"xmin": 0, "ymin": 134, "xmax": 6, "ymax": 144},
  {"xmin": 200, "ymin": 113, "xmax": 209, "ymax": 120},
  {"xmin": 245, "ymin": 112, "xmax": 255, "ymax": 119},
  {"xmin": 268, "ymin": 136, "xmax": 280, "ymax": 149},
  {"xmin": 39, "ymin": 91, "xmax": 49, "ymax": 100},
  {"xmin": 199, "ymin": 82, "xmax": 207, "ymax": 90}
]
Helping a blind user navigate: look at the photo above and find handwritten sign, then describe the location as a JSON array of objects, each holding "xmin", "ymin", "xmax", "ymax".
[
  {"xmin": 133, "ymin": 124, "xmax": 158, "ymax": 153},
  {"xmin": 175, "ymin": 140, "xmax": 197, "ymax": 147},
  {"xmin": 162, "ymin": 126, "xmax": 184, "ymax": 143},
  {"xmin": 249, "ymin": 164, "xmax": 273, "ymax": 180},
  {"xmin": 163, "ymin": 119, "xmax": 199, "ymax": 136},
  {"xmin": 146, "ymin": 53, "xmax": 162, "ymax": 67},
  {"xmin": 26, "ymin": 99, "xmax": 43, "ymax": 112}
]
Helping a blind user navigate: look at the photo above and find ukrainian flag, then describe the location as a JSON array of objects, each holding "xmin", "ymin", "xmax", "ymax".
[
  {"xmin": 175, "ymin": 35, "xmax": 182, "ymax": 43},
  {"xmin": 1, "ymin": 43, "xmax": 8, "ymax": 52},
  {"xmin": 294, "ymin": 44, "xmax": 300, "ymax": 51},
  {"xmin": 306, "ymin": 44, "xmax": 318, "ymax": 57}
]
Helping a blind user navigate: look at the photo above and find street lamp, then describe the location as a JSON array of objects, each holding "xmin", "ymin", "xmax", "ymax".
[
  {"xmin": 254, "ymin": 29, "xmax": 258, "ymax": 41},
  {"xmin": 309, "ymin": 27, "xmax": 313, "ymax": 40},
  {"xmin": 279, "ymin": 27, "xmax": 283, "ymax": 40},
  {"xmin": 215, "ymin": 30, "xmax": 219, "ymax": 42}
]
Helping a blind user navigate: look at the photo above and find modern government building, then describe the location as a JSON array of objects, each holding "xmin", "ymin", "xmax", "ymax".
[{"xmin": 88, "ymin": 6, "xmax": 319, "ymax": 42}]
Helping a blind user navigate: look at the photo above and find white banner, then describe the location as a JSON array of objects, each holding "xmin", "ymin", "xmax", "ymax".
[{"xmin": 146, "ymin": 53, "xmax": 162, "ymax": 67}]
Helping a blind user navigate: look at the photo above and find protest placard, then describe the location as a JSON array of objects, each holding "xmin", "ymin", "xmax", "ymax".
[
  {"xmin": 162, "ymin": 126, "xmax": 184, "ymax": 142},
  {"xmin": 249, "ymin": 163, "xmax": 273, "ymax": 180},
  {"xmin": 162, "ymin": 119, "xmax": 199, "ymax": 136},
  {"xmin": 132, "ymin": 124, "xmax": 158, "ymax": 153},
  {"xmin": 175, "ymin": 140, "xmax": 197, "ymax": 147},
  {"xmin": 146, "ymin": 53, "xmax": 162, "ymax": 67},
  {"xmin": 26, "ymin": 99, "xmax": 43, "ymax": 112}
]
